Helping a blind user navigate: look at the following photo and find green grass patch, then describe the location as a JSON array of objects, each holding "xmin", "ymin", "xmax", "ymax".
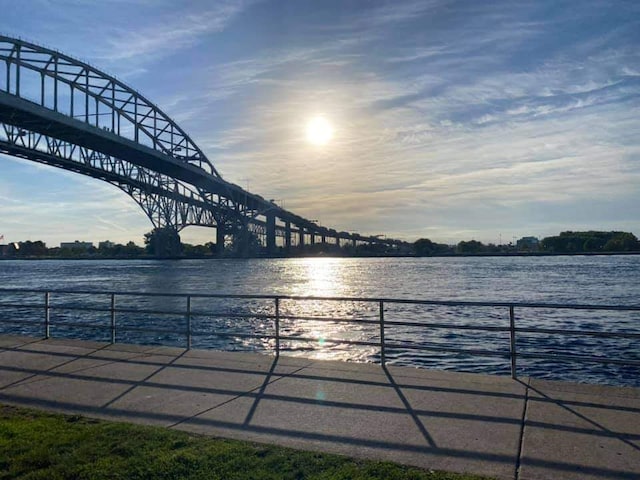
[{"xmin": 0, "ymin": 405, "xmax": 491, "ymax": 480}]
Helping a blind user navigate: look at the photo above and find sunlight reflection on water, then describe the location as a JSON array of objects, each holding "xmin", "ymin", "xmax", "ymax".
[{"xmin": 1, "ymin": 256, "xmax": 639, "ymax": 386}]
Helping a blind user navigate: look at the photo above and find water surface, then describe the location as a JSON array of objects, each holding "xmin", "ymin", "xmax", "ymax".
[{"xmin": 1, "ymin": 256, "xmax": 638, "ymax": 386}]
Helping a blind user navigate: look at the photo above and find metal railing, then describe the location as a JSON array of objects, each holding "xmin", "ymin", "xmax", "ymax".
[{"xmin": 0, "ymin": 287, "xmax": 639, "ymax": 379}]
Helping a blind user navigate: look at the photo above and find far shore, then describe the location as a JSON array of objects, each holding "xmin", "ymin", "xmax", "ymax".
[{"xmin": 2, "ymin": 250, "xmax": 640, "ymax": 261}]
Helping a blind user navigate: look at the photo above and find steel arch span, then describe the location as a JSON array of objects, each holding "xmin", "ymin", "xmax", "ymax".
[{"xmin": 0, "ymin": 35, "xmax": 405, "ymax": 255}]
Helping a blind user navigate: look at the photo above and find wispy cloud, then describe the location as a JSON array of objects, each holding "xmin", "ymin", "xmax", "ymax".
[{"xmin": 98, "ymin": 1, "xmax": 258, "ymax": 62}]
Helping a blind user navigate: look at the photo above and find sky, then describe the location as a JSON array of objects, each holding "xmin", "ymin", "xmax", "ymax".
[{"xmin": 1, "ymin": 0, "xmax": 639, "ymax": 247}]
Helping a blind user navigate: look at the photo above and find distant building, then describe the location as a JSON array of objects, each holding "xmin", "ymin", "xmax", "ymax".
[
  {"xmin": 0, "ymin": 243, "xmax": 20, "ymax": 257},
  {"xmin": 60, "ymin": 241, "xmax": 94, "ymax": 250},
  {"xmin": 98, "ymin": 240, "xmax": 115, "ymax": 249},
  {"xmin": 516, "ymin": 236, "xmax": 540, "ymax": 251}
]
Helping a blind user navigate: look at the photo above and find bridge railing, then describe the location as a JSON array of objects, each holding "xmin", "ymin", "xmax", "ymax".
[{"xmin": 0, "ymin": 288, "xmax": 639, "ymax": 380}]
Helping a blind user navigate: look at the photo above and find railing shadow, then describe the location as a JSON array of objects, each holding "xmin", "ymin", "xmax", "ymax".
[
  {"xmin": 518, "ymin": 379, "xmax": 640, "ymax": 452},
  {"xmin": 383, "ymin": 365, "xmax": 438, "ymax": 448},
  {"xmin": 1, "ymin": 336, "xmax": 639, "ymax": 479}
]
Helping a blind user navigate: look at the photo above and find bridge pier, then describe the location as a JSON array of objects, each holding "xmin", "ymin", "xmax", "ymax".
[
  {"xmin": 298, "ymin": 228, "xmax": 305, "ymax": 249},
  {"xmin": 241, "ymin": 223, "xmax": 251, "ymax": 258},
  {"xmin": 266, "ymin": 213, "xmax": 276, "ymax": 255},
  {"xmin": 216, "ymin": 224, "xmax": 226, "ymax": 257},
  {"xmin": 285, "ymin": 222, "xmax": 291, "ymax": 253}
]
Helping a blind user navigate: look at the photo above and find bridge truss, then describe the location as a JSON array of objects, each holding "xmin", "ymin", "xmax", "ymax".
[{"xmin": 0, "ymin": 36, "xmax": 405, "ymax": 255}]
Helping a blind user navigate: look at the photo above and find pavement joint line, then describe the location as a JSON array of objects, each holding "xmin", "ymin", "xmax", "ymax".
[
  {"xmin": 167, "ymin": 360, "xmax": 314, "ymax": 430},
  {"xmin": 514, "ymin": 377, "xmax": 530, "ymax": 480}
]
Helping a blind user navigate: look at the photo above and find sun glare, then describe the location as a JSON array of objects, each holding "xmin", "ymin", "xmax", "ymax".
[{"xmin": 305, "ymin": 116, "xmax": 334, "ymax": 145}]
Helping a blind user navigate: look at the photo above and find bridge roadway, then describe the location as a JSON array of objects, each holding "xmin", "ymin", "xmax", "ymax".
[{"xmin": 0, "ymin": 334, "xmax": 638, "ymax": 480}]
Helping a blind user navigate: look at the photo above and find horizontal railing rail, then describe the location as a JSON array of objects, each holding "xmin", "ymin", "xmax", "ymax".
[
  {"xmin": 1, "ymin": 287, "xmax": 640, "ymax": 310},
  {"xmin": 0, "ymin": 287, "xmax": 639, "ymax": 379}
]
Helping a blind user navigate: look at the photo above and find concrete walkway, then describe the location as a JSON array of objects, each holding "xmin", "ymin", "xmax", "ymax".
[{"xmin": 0, "ymin": 335, "xmax": 638, "ymax": 480}]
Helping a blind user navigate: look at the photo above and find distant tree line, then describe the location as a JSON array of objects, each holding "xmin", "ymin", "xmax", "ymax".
[
  {"xmin": 2, "ymin": 239, "xmax": 147, "ymax": 259},
  {"xmin": 412, "ymin": 231, "xmax": 640, "ymax": 256},
  {"xmin": 413, "ymin": 238, "xmax": 505, "ymax": 255},
  {"xmin": 3, "ymin": 229, "xmax": 638, "ymax": 259},
  {"xmin": 540, "ymin": 231, "xmax": 639, "ymax": 253}
]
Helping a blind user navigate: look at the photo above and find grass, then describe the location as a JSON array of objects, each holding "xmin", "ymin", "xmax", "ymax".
[{"xmin": 0, "ymin": 405, "xmax": 492, "ymax": 480}]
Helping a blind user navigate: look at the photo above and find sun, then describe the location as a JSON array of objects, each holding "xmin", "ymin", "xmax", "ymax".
[{"xmin": 305, "ymin": 116, "xmax": 334, "ymax": 145}]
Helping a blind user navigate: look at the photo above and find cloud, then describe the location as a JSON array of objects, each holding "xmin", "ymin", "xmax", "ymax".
[{"xmin": 99, "ymin": 1, "xmax": 258, "ymax": 62}]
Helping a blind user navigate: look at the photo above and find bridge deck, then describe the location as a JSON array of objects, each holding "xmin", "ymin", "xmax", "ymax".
[{"xmin": 0, "ymin": 334, "xmax": 638, "ymax": 480}]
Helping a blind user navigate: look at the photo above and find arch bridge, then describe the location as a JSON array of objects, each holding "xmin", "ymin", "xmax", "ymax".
[{"xmin": 0, "ymin": 36, "xmax": 405, "ymax": 255}]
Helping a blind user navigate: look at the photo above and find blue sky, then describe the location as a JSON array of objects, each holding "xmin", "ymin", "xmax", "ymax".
[{"xmin": 1, "ymin": 0, "xmax": 639, "ymax": 246}]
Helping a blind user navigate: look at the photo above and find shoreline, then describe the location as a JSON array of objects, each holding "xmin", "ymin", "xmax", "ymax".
[{"xmin": 1, "ymin": 250, "xmax": 640, "ymax": 261}]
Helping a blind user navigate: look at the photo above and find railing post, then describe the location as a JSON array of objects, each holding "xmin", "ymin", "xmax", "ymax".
[
  {"xmin": 379, "ymin": 300, "xmax": 386, "ymax": 367},
  {"xmin": 110, "ymin": 293, "xmax": 116, "ymax": 344},
  {"xmin": 275, "ymin": 297, "xmax": 280, "ymax": 357},
  {"xmin": 509, "ymin": 305, "xmax": 517, "ymax": 379},
  {"xmin": 186, "ymin": 295, "xmax": 192, "ymax": 350},
  {"xmin": 44, "ymin": 292, "xmax": 50, "ymax": 339}
]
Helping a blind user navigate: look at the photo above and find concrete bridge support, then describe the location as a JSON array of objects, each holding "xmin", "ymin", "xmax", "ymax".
[
  {"xmin": 285, "ymin": 222, "xmax": 291, "ymax": 253},
  {"xmin": 216, "ymin": 224, "xmax": 226, "ymax": 257},
  {"xmin": 266, "ymin": 213, "xmax": 276, "ymax": 255},
  {"xmin": 225, "ymin": 220, "xmax": 251, "ymax": 258}
]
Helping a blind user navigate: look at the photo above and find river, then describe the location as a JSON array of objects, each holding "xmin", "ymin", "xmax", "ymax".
[{"xmin": 1, "ymin": 255, "xmax": 638, "ymax": 386}]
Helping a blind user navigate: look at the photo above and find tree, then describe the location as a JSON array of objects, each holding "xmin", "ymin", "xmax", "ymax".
[
  {"xmin": 182, "ymin": 243, "xmax": 211, "ymax": 257},
  {"xmin": 124, "ymin": 241, "xmax": 144, "ymax": 256},
  {"xmin": 414, "ymin": 238, "xmax": 436, "ymax": 256},
  {"xmin": 17, "ymin": 240, "xmax": 47, "ymax": 257},
  {"xmin": 456, "ymin": 240, "xmax": 485, "ymax": 254},
  {"xmin": 541, "ymin": 231, "xmax": 639, "ymax": 253},
  {"xmin": 413, "ymin": 238, "xmax": 452, "ymax": 256},
  {"xmin": 144, "ymin": 227, "xmax": 182, "ymax": 257},
  {"xmin": 604, "ymin": 232, "xmax": 639, "ymax": 252}
]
